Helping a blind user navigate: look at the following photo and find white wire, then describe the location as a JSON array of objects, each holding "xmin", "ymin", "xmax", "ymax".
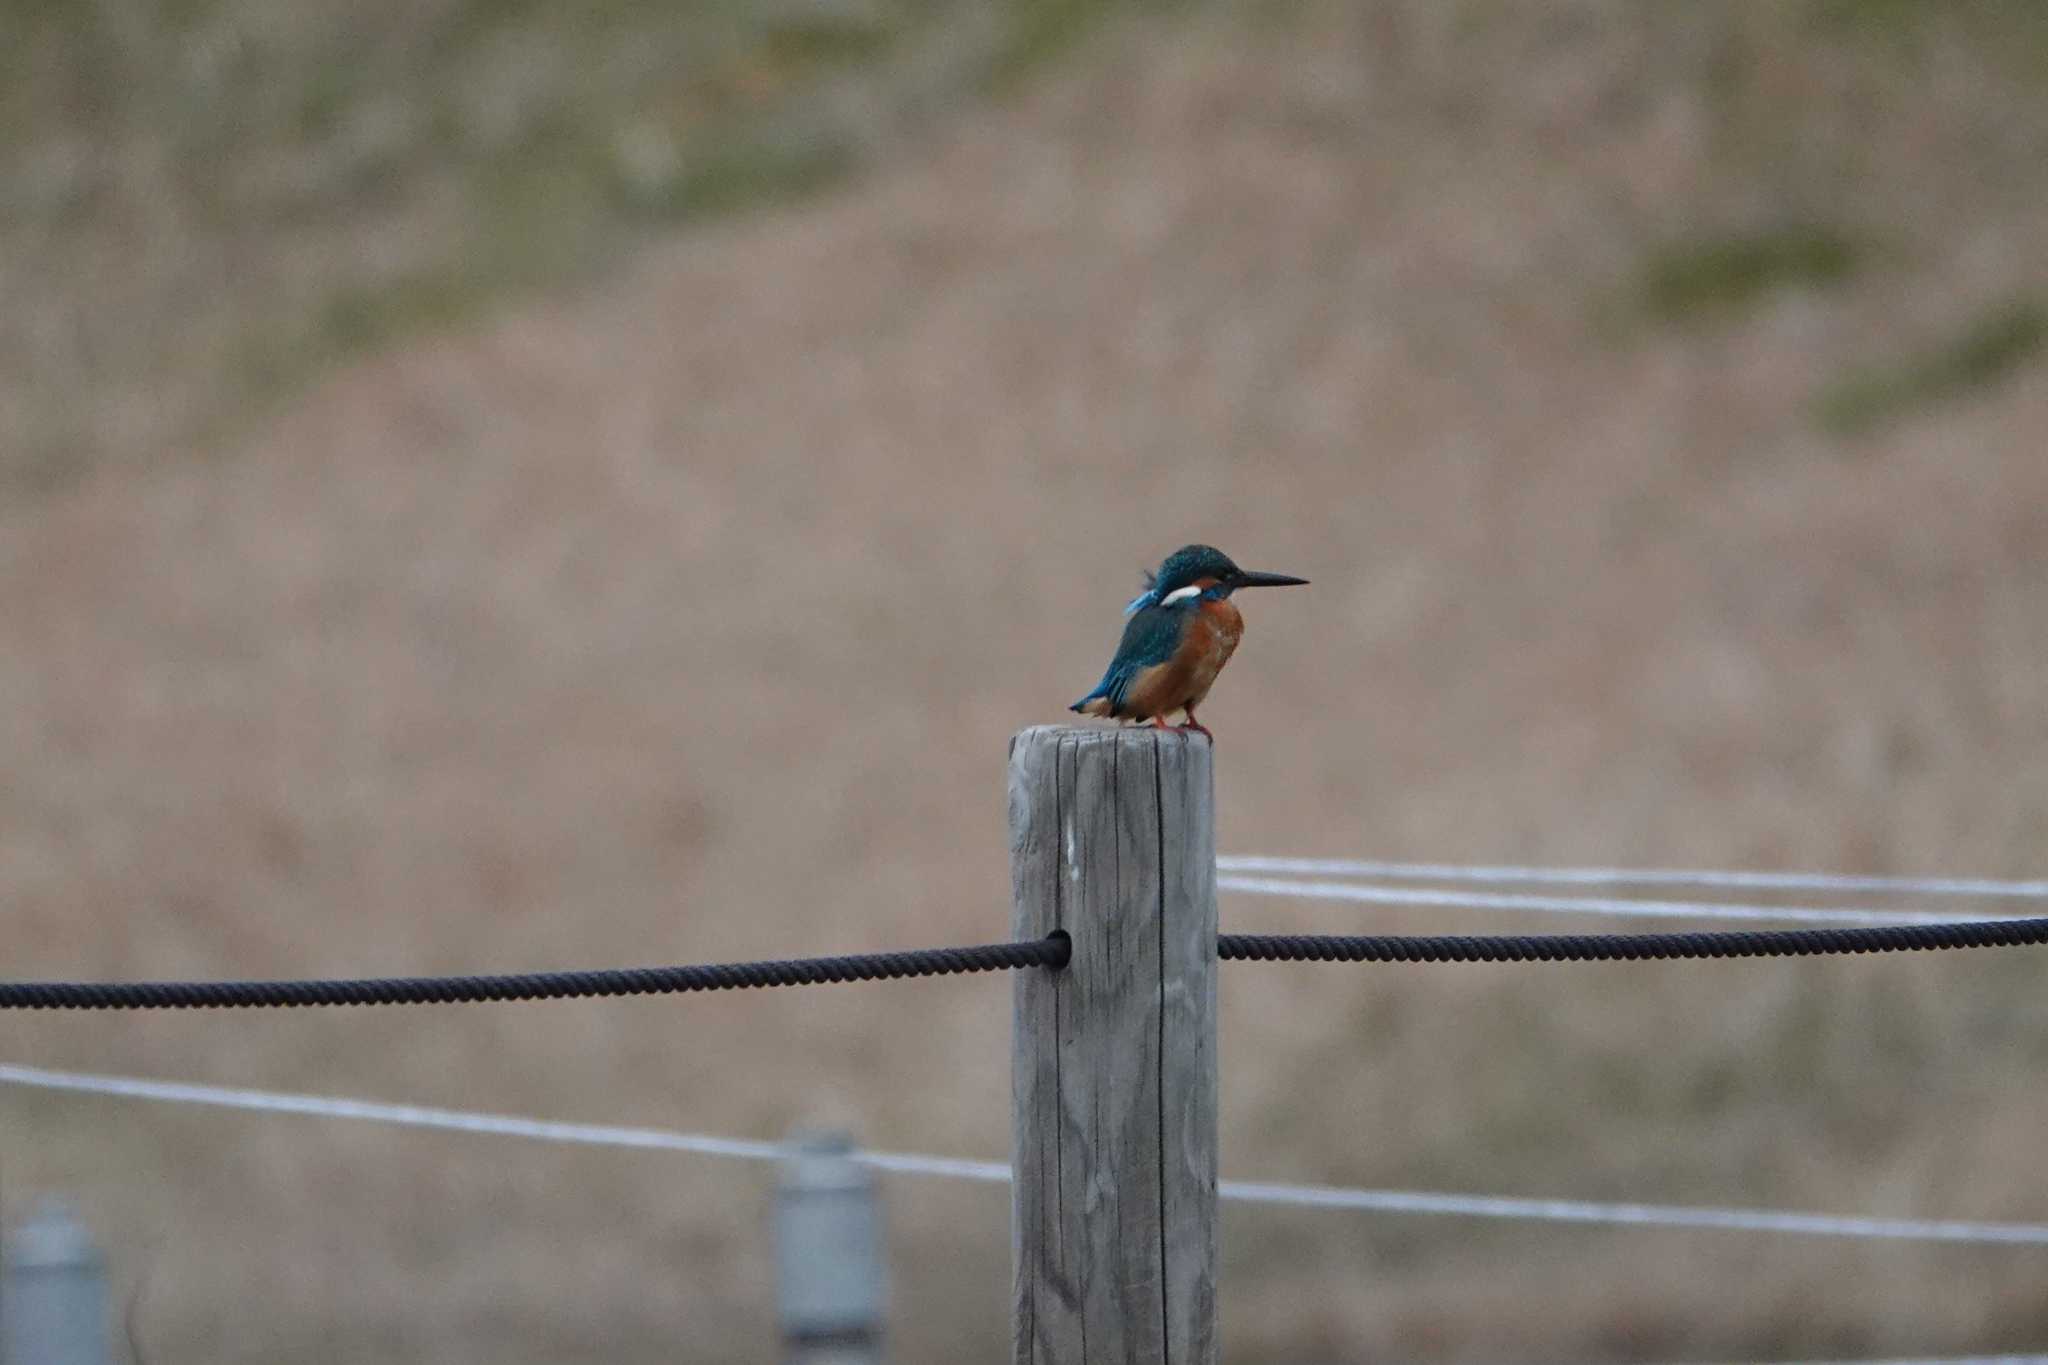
[
  {"xmin": 1690, "ymin": 1358, "xmax": 2048, "ymax": 1365},
  {"xmin": 5, "ymin": 1063, "xmax": 2048, "ymax": 1246},
  {"xmin": 0, "ymin": 1063, "xmax": 1016, "ymax": 1183},
  {"xmin": 1216, "ymin": 876, "xmax": 2014, "ymax": 927},
  {"xmin": 0, "ymin": 1064, "xmax": 789, "ymax": 1162},
  {"xmin": 1699, "ymin": 1358, "xmax": 2048, "ymax": 1365},
  {"xmin": 1215, "ymin": 1181, "xmax": 2048, "ymax": 1245},
  {"xmin": 1218, "ymin": 857, "xmax": 2048, "ymax": 901}
]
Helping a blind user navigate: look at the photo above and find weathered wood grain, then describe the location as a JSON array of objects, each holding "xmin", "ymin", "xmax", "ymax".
[{"xmin": 1010, "ymin": 725, "xmax": 1218, "ymax": 1365}]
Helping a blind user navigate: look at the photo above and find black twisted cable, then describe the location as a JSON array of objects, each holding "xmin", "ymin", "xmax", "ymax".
[
  {"xmin": 12, "ymin": 915, "xmax": 2041, "ymax": 1009},
  {"xmin": 0, "ymin": 937, "xmax": 1073, "ymax": 1010},
  {"xmin": 1218, "ymin": 917, "xmax": 2048, "ymax": 964}
]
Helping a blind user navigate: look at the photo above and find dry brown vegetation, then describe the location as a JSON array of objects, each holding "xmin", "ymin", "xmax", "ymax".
[{"xmin": 5, "ymin": 2, "xmax": 2048, "ymax": 1360}]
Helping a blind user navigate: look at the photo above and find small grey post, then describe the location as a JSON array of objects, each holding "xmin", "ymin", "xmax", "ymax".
[
  {"xmin": 776, "ymin": 1130, "xmax": 886, "ymax": 1365},
  {"xmin": 1009, "ymin": 726, "xmax": 1219, "ymax": 1365},
  {"xmin": 3, "ymin": 1199, "xmax": 110, "ymax": 1365}
]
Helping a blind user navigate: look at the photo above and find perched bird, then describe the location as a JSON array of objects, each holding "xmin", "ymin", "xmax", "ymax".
[{"xmin": 1070, "ymin": 544, "xmax": 1307, "ymax": 739}]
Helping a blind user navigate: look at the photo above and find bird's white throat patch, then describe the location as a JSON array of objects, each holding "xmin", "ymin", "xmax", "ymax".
[{"xmin": 1160, "ymin": 584, "xmax": 1203, "ymax": 606}]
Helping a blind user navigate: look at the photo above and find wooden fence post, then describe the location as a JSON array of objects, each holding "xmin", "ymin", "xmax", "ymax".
[{"xmin": 1008, "ymin": 725, "xmax": 1218, "ymax": 1365}]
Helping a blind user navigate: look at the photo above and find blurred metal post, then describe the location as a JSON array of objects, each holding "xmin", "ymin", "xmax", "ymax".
[
  {"xmin": 776, "ymin": 1130, "xmax": 886, "ymax": 1365},
  {"xmin": 3, "ymin": 1200, "xmax": 110, "ymax": 1365}
]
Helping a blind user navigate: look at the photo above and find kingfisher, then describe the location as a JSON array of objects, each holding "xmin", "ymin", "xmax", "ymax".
[{"xmin": 1069, "ymin": 544, "xmax": 1308, "ymax": 739}]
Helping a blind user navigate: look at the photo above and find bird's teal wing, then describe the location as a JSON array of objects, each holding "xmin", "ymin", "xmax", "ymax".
[{"xmin": 1071, "ymin": 603, "xmax": 1184, "ymax": 714}]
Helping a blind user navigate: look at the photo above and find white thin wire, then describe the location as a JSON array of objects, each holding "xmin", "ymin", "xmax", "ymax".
[
  {"xmin": 1697, "ymin": 1358, "xmax": 2048, "ymax": 1365},
  {"xmin": 0, "ymin": 1064, "xmax": 1015, "ymax": 1183},
  {"xmin": 856, "ymin": 1149, "xmax": 1007, "ymax": 1183},
  {"xmin": 1216, "ymin": 875, "xmax": 2014, "ymax": 927},
  {"xmin": 0, "ymin": 1064, "xmax": 789, "ymax": 1162},
  {"xmin": 5, "ymin": 1063, "xmax": 2048, "ymax": 1246},
  {"xmin": 1218, "ymin": 857, "xmax": 2048, "ymax": 901},
  {"xmin": 1216, "ymin": 1180, "xmax": 2048, "ymax": 1245}
]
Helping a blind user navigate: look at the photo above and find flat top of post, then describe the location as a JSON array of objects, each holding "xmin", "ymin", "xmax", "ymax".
[{"xmin": 1011, "ymin": 723, "xmax": 1212, "ymax": 750}]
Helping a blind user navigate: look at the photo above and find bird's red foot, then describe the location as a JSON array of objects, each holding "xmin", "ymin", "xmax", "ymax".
[{"xmin": 1176, "ymin": 715, "xmax": 1214, "ymax": 741}]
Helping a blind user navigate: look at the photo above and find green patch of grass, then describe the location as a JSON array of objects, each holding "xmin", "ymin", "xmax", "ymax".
[
  {"xmin": 1808, "ymin": 0, "xmax": 1942, "ymax": 40},
  {"xmin": 316, "ymin": 271, "xmax": 483, "ymax": 356},
  {"xmin": 1637, "ymin": 226, "xmax": 1861, "ymax": 322},
  {"xmin": 234, "ymin": 268, "xmax": 492, "ymax": 410},
  {"xmin": 761, "ymin": 11, "xmax": 901, "ymax": 67},
  {"xmin": 613, "ymin": 130, "xmax": 857, "ymax": 221},
  {"xmin": 1811, "ymin": 0, "xmax": 2048, "ymax": 44},
  {"xmin": 1807, "ymin": 0, "xmax": 2048, "ymax": 81},
  {"xmin": 988, "ymin": 0, "xmax": 1149, "ymax": 89},
  {"xmin": 1817, "ymin": 297, "xmax": 2047, "ymax": 434}
]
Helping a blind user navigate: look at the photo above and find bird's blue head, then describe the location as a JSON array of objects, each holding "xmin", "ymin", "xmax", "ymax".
[{"xmin": 1125, "ymin": 544, "xmax": 1308, "ymax": 613}]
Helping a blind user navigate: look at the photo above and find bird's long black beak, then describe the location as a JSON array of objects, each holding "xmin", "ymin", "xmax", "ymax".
[{"xmin": 1232, "ymin": 569, "xmax": 1309, "ymax": 589}]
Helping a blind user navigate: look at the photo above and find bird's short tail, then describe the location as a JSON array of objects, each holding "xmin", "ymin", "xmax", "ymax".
[{"xmin": 1070, "ymin": 695, "xmax": 1114, "ymax": 717}]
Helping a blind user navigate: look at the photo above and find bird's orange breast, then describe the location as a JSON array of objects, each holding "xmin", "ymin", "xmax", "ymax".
[
  {"xmin": 1122, "ymin": 597, "xmax": 1243, "ymax": 720},
  {"xmin": 1183, "ymin": 597, "xmax": 1243, "ymax": 704}
]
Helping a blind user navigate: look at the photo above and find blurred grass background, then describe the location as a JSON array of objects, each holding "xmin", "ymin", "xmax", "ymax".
[
  {"xmin": 5, "ymin": 0, "xmax": 2048, "ymax": 1360},
  {"xmin": 2, "ymin": 0, "xmax": 1145, "ymax": 488}
]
